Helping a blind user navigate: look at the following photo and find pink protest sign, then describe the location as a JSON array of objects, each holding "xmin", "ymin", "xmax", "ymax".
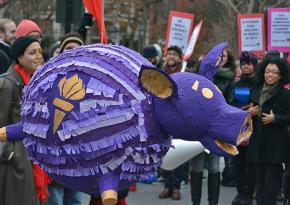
[{"xmin": 268, "ymin": 8, "xmax": 290, "ymax": 52}]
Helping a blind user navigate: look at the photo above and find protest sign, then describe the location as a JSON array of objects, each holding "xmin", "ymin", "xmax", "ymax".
[
  {"xmin": 238, "ymin": 14, "xmax": 265, "ymax": 55},
  {"xmin": 268, "ymin": 7, "xmax": 290, "ymax": 52},
  {"xmin": 183, "ymin": 20, "xmax": 203, "ymax": 61},
  {"xmin": 165, "ymin": 11, "xmax": 194, "ymax": 54}
]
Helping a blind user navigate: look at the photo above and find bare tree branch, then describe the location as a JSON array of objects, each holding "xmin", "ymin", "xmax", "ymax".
[
  {"xmin": 0, "ymin": 0, "xmax": 14, "ymax": 9},
  {"xmin": 225, "ymin": 0, "xmax": 241, "ymax": 14},
  {"xmin": 246, "ymin": 0, "xmax": 255, "ymax": 13},
  {"xmin": 271, "ymin": 0, "xmax": 288, "ymax": 7},
  {"xmin": 258, "ymin": 0, "xmax": 266, "ymax": 13},
  {"xmin": 236, "ymin": 0, "xmax": 243, "ymax": 9}
]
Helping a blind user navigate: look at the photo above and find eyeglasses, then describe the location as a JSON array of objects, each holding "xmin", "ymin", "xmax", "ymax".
[{"xmin": 265, "ymin": 70, "xmax": 280, "ymax": 75}]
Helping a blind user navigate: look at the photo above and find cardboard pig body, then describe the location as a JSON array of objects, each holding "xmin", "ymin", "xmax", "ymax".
[{"xmin": 5, "ymin": 43, "xmax": 252, "ymax": 195}]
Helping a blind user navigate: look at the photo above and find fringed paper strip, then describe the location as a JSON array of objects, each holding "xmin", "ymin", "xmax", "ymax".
[{"xmin": 23, "ymin": 122, "xmax": 49, "ymax": 139}]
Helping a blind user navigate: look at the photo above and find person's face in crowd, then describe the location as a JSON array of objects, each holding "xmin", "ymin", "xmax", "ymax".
[
  {"xmin": 165, "ymin": 50, "xmax": 182, "ymax": 68},
  {"xmin": 147, "ymin": 56, "xmax": 157, "ymax": 65},
  {"xmin": 63, "ymin": 42, "xmax": 81, "ymax": 51},
  {"xmin": 235, "ymin": 66, "xmax": 242, "ymax": 81},
  {"xmin": 264, "ymin": 63, "xmax": 281, "ymax": 86},
  {"xmin": 220, "ymin": 49, "xmax": 228, "ymax": 67},
  {"xmin": 18, "ymin": 42, "xmax": 44, "ymax": 74},
  {"xmin": 53, "ymin": 47, "xmax": 60, "ymax": 57},
  {"xmin": 241, "ymin": 62, "xmax": 255, "ymax": 76},
  {"xmin": 2, "ymin": 21, "xmax": 16, "ymax": 45},
  {"xmin": 28, "ymin": 31, "xmax": 43, "ymax": 43}
]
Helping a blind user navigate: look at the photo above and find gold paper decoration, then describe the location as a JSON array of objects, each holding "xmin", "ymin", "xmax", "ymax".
[{"xmin": 53, "ymin": 75, "xmax": 85, "ymax": 134}]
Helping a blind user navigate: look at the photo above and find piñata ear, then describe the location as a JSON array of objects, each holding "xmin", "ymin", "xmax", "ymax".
[
  {"xmin": 138, "ymin": 66, "xmax": 177, "ymax": 99},
  {"xmin": 198, "ymin": 42, "xmax": 228, "ymax": 80}
]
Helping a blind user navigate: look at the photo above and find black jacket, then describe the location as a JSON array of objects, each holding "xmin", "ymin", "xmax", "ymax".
[
  {"xmin": 247, "ymin": 83, "xmax": 290, "ymax": 164},
  {"xmin": 0, "ymin": 66, "xmax": 39, "ymax": 205},
  {"xmin": 0, "ymin": 42, "xmax": 13, "ymax": 74}
]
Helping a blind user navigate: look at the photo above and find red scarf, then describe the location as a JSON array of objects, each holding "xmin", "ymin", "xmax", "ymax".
[
  {"xmin": 13, "ymin": 64, "xmax": 52, "ymax": 203},
  {"xmin": 13, "ymin": 64, "xmax": 30, "ymax": 85}
]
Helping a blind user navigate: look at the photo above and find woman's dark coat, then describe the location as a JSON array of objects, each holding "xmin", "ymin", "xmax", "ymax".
[
  {"xmin": 247, "ymin": 83, "xmax": 290, "ymax": 164},
  {"xmin": 0, "ymin": 67, "xmax": 39, "ymax": 205}
]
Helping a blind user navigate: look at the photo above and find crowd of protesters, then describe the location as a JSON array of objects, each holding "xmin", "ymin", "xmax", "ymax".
[
  {"xmin": 141, "ymin": 45, "xmax": 290, "ymax": 205},
  {"xmin": 0, "ymin": 14, "xmax": 290, "ymax": 205}
]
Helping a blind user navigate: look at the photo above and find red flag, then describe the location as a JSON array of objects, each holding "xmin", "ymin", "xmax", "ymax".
[{"xmin": 83, "ymin": 0, "xmax": 108, "ymax": 43}]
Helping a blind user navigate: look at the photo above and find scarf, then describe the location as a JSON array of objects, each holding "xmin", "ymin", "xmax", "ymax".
[
  {"xmin": 13, "ymin": 64, "xmax": 52, "ymax": 203},
  {"xmin": 259, "ymin": 82, "xmax": 278, "ymax": 106},
  {"xmin": 238, "ymin": 75, "xmax": 256, "ymax": 86},
  {"xmin": 215, "ymin": 67, "xmax": 235, "ymax": 80},
  {"xmin": 13, "ymin": 64, "xmax": 30, "ymax": 85}
]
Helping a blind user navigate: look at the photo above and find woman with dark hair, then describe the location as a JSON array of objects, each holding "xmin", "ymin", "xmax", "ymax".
[
  {"xmin": 231, "ymin": 51, "xmax": 258, "ymax": 205},
  {"xmin": 213, "ymin": 48, "xmax": 236, "ymax": 101},
  {"xmin": 213, "ymin": 48, "xmax": 237, "ymax": 189},
  {"xmin": 0, "ymin": 36, "xmax": 45, "ymax": 205},
  {"xmin": 190, "ymin": 48, "xmax": 236, "ymax": 205},
  {"xmin": 247, "ymin": 57, "xmax": 290, "ymax": 205}
]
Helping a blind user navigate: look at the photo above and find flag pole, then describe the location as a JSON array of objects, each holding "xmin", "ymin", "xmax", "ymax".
[{"xmin": 101, "ymin": 0, "xmax": 104, "ymax": 43}]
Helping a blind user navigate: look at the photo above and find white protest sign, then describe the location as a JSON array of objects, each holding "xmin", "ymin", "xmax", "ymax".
[
  {"xmin": 165, "ymin": 11, "xmax": 194, "ymax": 54},
  {"xmin": 268, "ymin": 8, "xmax": 290, "ymax": 52},
  {"xmin": 183, "ymin": 20, "xmax": 203, "ymax": 61},
  {"xmin": 238, "ymin": 14, "xmax": 265, "ymax": 55}
]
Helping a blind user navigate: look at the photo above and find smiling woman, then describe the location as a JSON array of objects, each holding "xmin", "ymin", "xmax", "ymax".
[
  {"xmin": 247, "ymin": 57, "xmax": 290, "ymax": 205},
  {"xmin": 0, "ymin": 36, "xmax": 45, "ymax": 205}
]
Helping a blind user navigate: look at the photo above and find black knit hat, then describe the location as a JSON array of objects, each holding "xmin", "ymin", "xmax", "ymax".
[
  {"xmin": 167, "ymin": 45, "xmax": 183, "ymax": 57},
  {"xmin": 12, "ymin": 36, "xmax": 39, "ymax": 63},
  {"xmin": 240, "ymin": 51, "xmax": 258, "ymax": 67},
  {"xmin": 59, "ymin": 32, "xmax": 84, "ymax": 53},
  {"xmin": 143, "ymin": 46, "xmax": 158, "ymax": 58}
]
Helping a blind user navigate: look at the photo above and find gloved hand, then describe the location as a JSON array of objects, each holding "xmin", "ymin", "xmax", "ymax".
[
  {"xmin": 80, "ymin": 13, "xmax": 93, "ymax": 28},
  {"xmin": 77, "ymin": 13, "xmax": 93, "ymax": 41}
]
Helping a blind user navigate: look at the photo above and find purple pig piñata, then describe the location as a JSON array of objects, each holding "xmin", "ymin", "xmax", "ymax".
[{"xmin": 2, "ymin": 43, "xmax": 252, "ymax": 205}]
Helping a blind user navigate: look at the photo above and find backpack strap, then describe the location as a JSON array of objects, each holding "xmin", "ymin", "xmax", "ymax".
[{"xmin": 0, "ymin": 73, "xmax": 19, "ymax": 109}]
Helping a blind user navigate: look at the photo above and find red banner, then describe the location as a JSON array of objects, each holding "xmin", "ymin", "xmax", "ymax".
[{"xmin": 83, "ymin": 0, "xmax": 108, "ymax": 43}]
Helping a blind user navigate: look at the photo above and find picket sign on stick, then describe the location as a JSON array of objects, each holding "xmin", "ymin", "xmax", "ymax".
[
  {"xmin": 181, "ymin": 20, "xmax": 203, "ymax": 72},
  {"xmin": 165, "ymin": 11, "xmax": 194, "ymax": 55},
  {"xmin": 237, "ymin": 13, "xmax": 265, "ymax": 56}
]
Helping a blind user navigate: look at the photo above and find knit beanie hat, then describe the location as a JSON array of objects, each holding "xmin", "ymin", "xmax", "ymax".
[
  {"xmin": 16, "ymin": 19, "xmax": 42, "ymax": 38},
  {"xmin": 48, "ymin": 41, "xmax": 60, "ymax": 58},
  {"xmin": 265, "ymin": 50, "xmax": 280, "ymax": 60},
  {"xmin": 167, "ymin": 45, "xmax": 183, "ymax": 57},
  {"xmin": 12, "ymin": 36, "xmax": 39, "ymax": 63},
  {"xmin": 240, "ymin": 51, "xmax": 258, "ymax": 67},
  {"xmin": 59, "ymin": 32, "xmax": 84, "ymax": 53},
  {"xmin": 143, "ymin": 46, "xmax": 158, "ymax": 58}
]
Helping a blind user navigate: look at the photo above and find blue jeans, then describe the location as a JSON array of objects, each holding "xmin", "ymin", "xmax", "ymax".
[
  {"xmin": 47, "ymin": 184, "xmax": 84, "ymax": 205},
  {"xmin": 191, "ymin": 152, "xmax": 220, "ymax": 173}
]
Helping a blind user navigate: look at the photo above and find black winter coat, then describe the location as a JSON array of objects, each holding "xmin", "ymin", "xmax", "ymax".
[
  {"xmin": 247, "ymin": 83, "xmax": 290, "ymax": 164},
  {"xmin": 0, "ymin": 67, "xmax": 39, "ymax": 205}
]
